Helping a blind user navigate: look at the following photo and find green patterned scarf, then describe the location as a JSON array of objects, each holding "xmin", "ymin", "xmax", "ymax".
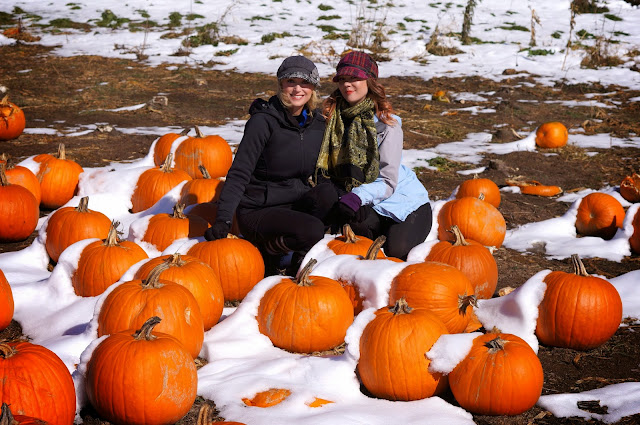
[{"xmin": 315, "ymin": 95, "xmax": 379, "ymax": 191}]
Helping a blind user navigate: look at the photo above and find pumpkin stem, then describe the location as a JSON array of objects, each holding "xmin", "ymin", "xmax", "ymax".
[
  {"xmin": 0, "ymin": 403, "xmax": 16, "ymax": 425},
  {"xmin": 0, "ymin": 344, "xmax": 17, "ymax": 359},
  {"xmin": 363, "ymin": 235, "xmax": 386, "ymax": 260},
  {"xmin": 160, "ymin": 152, "xmax": 174, "ymax": 172},
  {"xmin": 341, "ymin": 224, "xmax": 359, "ymax": 244},
  {"xmin": 0, "ymin": 95, "xmax": 8, "ymax": 106},
  {"xmin": 484, "ymin": 336, "xmax": 506, "ymax": 353},
  {"xmin": 171, "ymin": 203, "xmax": 187, "ymax": 219},
  {"xmin": 225, "ymin": 233, "xmax": 239, "ymax": 240},
  {"xmin": 57, "ymin": 143, "xmax": 66, "ymax": 160},
  {"xmin": 198, "ymin": 164, "xmax": 212, "ymax": 179},
  {"xmin": 142, "ymin": 262, "xmax": 171, "ymax": 289},
  {"xmin": 75, "ymin": 196, "xmax": 90, "ymax": 212},
  {"xmin": 570, "ymin": 254, "xmax": 590, "ymax": 277},
  {"xmin": 103, "ymin": 221, "xmax": 122, "ymax": 247},
  {"xmin": 458, "ymin": 294, "xmax": 477, "ymax": 316},
  {"xmin": 194, "ymin": 125, "xmax": 205, "ymax": 138},
  {"xmin": 448, "ymin": 225, "xmax": 470, "ymax": 246},
  {"xmin": 389, "ymin": 297, "xmax": 413, "ymax": 315},
  {"xmin": 0, "ymin": 164, "xmax": 8, "ymax": 187},
  {"xmin": 294, "ymin": 258, "xmax": 317, "ymax": 286},
  {"xmin": 179, "ymin": 128, "xmax": 190, "ymax": 136},
  {"xmin": 196, "ymin": 403, "xmax": 214, "ymax": 425},
  {"xmin": 166, "ymin": 252, "xmax": 187, "ymax": 267},
  {"xmin": 132, "ymin": 316, "xmax": 162, "ymax": 341}
]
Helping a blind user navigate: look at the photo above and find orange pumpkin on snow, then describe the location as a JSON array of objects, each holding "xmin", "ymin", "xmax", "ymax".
[
  {"xmin": 575, "ymin": 192, "xmax": 625, "ymax": 240},
  {"xmin": 535, "ymin": 121, "xmax": 568, "ymax": 148},
  {"xmin": 35, "ymin": 143, "xmax": 84, "ymax": 209}
]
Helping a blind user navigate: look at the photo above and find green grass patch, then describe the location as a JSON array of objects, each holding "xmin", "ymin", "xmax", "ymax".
[
  {"xmin": 614, "ymin": 31, "xmax": 629, "ymax": 37},
  {"xmin": 427, "ymin": 156, "xmax": 458, "ymax": 171},
  {"xmin": 129, "ymin": 21, "xmax": 159, "ymax": 32},
  {"xmin": 184, "ymin": 22, "xmax": 221, "ymax": 47},
  {"xmin": 323, "ymin": 32, "xmax": 349, "ymax": 40},
  {"xmin": 48, "ymin": 18, "xmax": 91, "ymax": 31},
  {"xmin": 186, "ymin": 13, "xmax": 205, "ymax": 21},
  {"xmin": 65, "ymin": 3, "xmax": 82, "ymax": 10},
  {"xmin": 259, "ymin": 31, "xmax": 291, "ymax": 44},
  {"xmin": 576, "ymin": 29, "xmax": 595, "ymax": 39},
  {"xmin": 498, "ymin": 22, "xmax": 529, "ymax": 32},
  {"xmin": 318, "ymin": 15, "xmax": 340, "ymax": 20},
  {"xmin": 397, "ymin": 22, "xmax": 406, "ymax": 30},
  {"xmin": 248, "ymin": 15, "xmax": 273, "ymax": 21},
  {"xmin": 317, "ymin": 24, "xmax": 340, "ymax": 33},
  {"xmin": 0, "ymin": 12, "xmax": 15, "ymax": 25},
  {"xmin": 318, "ymin": 4, "xmax": 334, "ymax": 10},
  {"xmin": 136, "ymin": 9, "xmax": 150, "ymax": 19},
  {"xmin": 527, "ymin": 48, "xmax": 554, "ymax": 56},
  {"xmin": 168, "ymin": 12, "xmax": 182, "ymax": 27},
  {"xmin": 215, "ymin": 48, "xmax": 239, "ymax": 56},
  {"xmin": 95, "ymin": 10, "xmax": 130, "ymax": 28},
  {"xmin": 551, "ymin": 30, "xmax": 563, "ymax": 39},
  {"xmin": 604, "ymin": 13, "xmax": 622, "ymax": 22}
]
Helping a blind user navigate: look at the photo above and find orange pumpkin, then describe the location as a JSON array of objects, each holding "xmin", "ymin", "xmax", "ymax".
[
  {"xmin": 0, "ymin": 341, "xmax": 76, "ymax": 425},
  {"xmin": 179, "ymin": 165, "xmax": 225, "ymax": 206},
  {"xmin": 0, "ymin": 164, "xmax": 39, "ymax": 243},
  {"xmin": 0, "ymin": 269, "xmax": 13, "ymax": 331},
  {"xmin": 438, "ymin": 196, "xmax": 506, "ymax": 247},
  {"xmin": 97, "ymin": 262, "xmax": 205, "ymax": 358},
  {"xmin": 0, "ymin": 154, "xmax": 41, "ymax": 204},
  {"xmin": 72, "ymin": 221, "xmax": 148, "ymax": 297},
  {"xmin": 187, "ymin": 235, "xmax": 264, "ymax": 301},
  {"xmin": 1, "ymin": 403, "xmax": 49, "ymax": 425},
  {"xmin": 35, "ymin": 143, "xmax": 84, "ymax": 209},
  {"xmin": 134, "ymin": 254, "xmax": 224, "ymax": 331},
  {"xmin": 86, "ymin": 317, "xmax": 198, "ymax": 425},
  {"xmin": 449, "ymin": 331, "xmax": 544, "ymax": 415},
  {"xmin": 358, "ymin": 298, "xmax": 449, "ymax": 401},
  {"xmin": 575, "ymin": 192, "xmax": 625, "ymax": 240},
  {"xmin": 505, "ymin": 179, "xmax": 562, "ymax": 197},
  {"xmin": 152, "ymin": 128, "xmax": 189, "ymax": 166},
  {"xmin": 0, "ymin": 95, "xmax": 26, "ymax": 141},
  {"xmin": 620, "ymin": 173, "xmax": 640, "ymax": 203},
  {"xmin": 389, "ymin": 261, "xmax": 476, "ymax": 333},
  {"xmin": 130, "ymin": 153, "xmax": 192, "ymax": 213},
  {"xmin": 536, "ymin": 254, "xmax": 623, "ymax": 350},
  {"xmin": 45, "ymin": 196, "xmax": 111, "ymax": 262},
  {"xmin": 242, "ymin": 388, "xmax": 292, "ymax": 407},
  {"xmin": 174, "ymin": 126, "xmax": 233, "ymax": 179},
  {"xmin": 535, "ymin": 121, "xmax": 568, "ymax": 148},
  {"xmin": 257, "ymin": 259, "xmax": 354, "ymax": 353},
  {"xmin": 327, "ymin": 224, "xmax": 386, "ymax": 258},
  {"xmin": 141, "ymin": 203, "xmax": 209, "ymax": 251},
  {"xmin": 426, "ymin": 225, "xmax": 498, "ymax": 299},
  {"xmin": 631, "ymin": 208, "xmax": 640, "ymax": 255},
  {"xmin": 455, "ymin": 176, "xmax": 501, "ymax": 208}
]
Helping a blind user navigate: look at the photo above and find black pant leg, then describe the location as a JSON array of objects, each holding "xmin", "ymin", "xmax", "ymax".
[{"xmin": 383, "ymin": 203, "xmax": 433, "ymax": 260}]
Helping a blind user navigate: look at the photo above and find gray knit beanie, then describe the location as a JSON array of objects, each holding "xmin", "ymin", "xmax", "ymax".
[{"xmin": 277, "ymin": 56, "xmax": 320, "ymax": 86}]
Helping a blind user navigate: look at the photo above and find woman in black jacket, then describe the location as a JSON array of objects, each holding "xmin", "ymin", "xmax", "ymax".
[{"xmin": 204, "ymin": 56, "xmax": 327, "ymax": 275}]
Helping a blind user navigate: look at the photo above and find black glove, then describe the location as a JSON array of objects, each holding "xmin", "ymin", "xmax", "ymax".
[{"xmin": 204, "ymin": 220, "xmax": 232, "ymax": 241}]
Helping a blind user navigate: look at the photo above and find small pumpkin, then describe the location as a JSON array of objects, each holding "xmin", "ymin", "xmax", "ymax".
[
  {"xmin": 187, "ymin": 235, "xmax": 265, "ymax": 301},
  {"xmin": 174, "ymin": 126, "xmax": 233, "ymax": 179},
  {"xmin": 0, "ymin": 95, "xmax": 26, "ymax": 141},
  {"xmin": 536, "ymin": 254, "xmax": 623, "ymax": 350},
  {"xmin": 327, "ymin": 224, "xmax": 386, "ymax": 258},
  {"xmin": 620, "ymin": 173, "xmax": 640, "ymax": 203},
  {"xmin": 257, "ymin": 259, "xmax": 354, "ymax": 353},
  {"xmin": 86, "ymin": 317, "xmax": 198, "ymax": 425},
  {"xmin": 438, "ymin": 196, "xmax": 506, "ymax": 248},
  {"xmin": 535, "ymin": 121, "xmax": 568, "ymax": 148},
  {"xmin": 575, "ymin": 192, "xmax": 625, "ymax": 240},
  {"xmin": 72, "ymin": 221, "xmax": 148, "ymax": 297},
  {"xmin": 505, "ymin": 178, "xmax": 562, "ymax": 197},
  {"xmin": 0, "ymin": 154, "xmax": 41, "ymax": 204},
  {"xmin": 389, "ymin": 260, "xmax": 476, "ymax": 333},
  {"xmin": 140, "ymin": 202, "xmax": 209, "ymax": 251},
  {"xmin": 0, "ymin": 164, "xmax": 39, "ymax": 243},
  {"xmin": 152, "ymin": 128, "xmax": 190, "ymax": 166},
  {"xmin": 455, "ymin": 176, "xmax": 501, "ymax": 208},
  {"xmin": 179, "ymin": 165, "xmax": 225, "ymax": 206},
  {"xmin": 134, "ymin": 253, "xmax": 224, "ymax": 331},
  {"xmin": 35, "ymin": 143, "xmax": 84, "ymax": 209},
  {"xmin": 44, "ymin": 196, "xmax": 111, "ymax": 263},
  {"xmin": 358, "ymin": 298, "xmax": 449, "ymax": 401},
  {"xmin": 0, "ymin": 341, "xmax": 76, "ymax": 425},
  {"xmin": 0, "ymin": 269, "xmax": 14, "ymax": 331},
  {"xmin": 130, "ymin": 153, "xmax": 192, "ymax": 213},
  {"xmin": 96, "ymin": 262, "xmax": 205, "ymax": 358},
  {"xmin": 448, "ymin": 331, "xmax": 544, "ymax": 416},
  {"xmin": 426, "ymin": 225, "xmax": 498, "ymax": 299}
]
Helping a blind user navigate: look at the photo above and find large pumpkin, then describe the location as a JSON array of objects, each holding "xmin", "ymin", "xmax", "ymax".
[
  {"xmin": 72, "ymin": 221, "xmax": 148, "ymax": 297},
  {"xmin": 0, "ymin": 269, "xmax": 13, "ymax": 331},
  {"xmin": 179, "ymin": 165, "xmax": 225, "ymax": 206},
  {"xmin": 535, "ymin": 121, "xmax": 568, "ymax": 148},
  {"xmin": 448, "ymin": 331, "xmax": 544, "ymax": 415},
  {"xmin": 0, "ymin": 95, "xmax": 25, "ymax": 141},
  {"xmin": 536, "ymin": 254, "xmax": 623, "ymax": 350},
  {"xmin": 455, "ymin": 176, "xmax": 501, "ymax": 208},
  {"xmin": 0, "ymin": 154, "xmax": 41, "ymax": 204},
  {"xmin": 97, "ymin": 262, "xmax": 205, "ymax": 359},
  {"xmin": 389, "ymin": 260, "xmax": 476, "ymax": 333},
  {"xmin": 140, "ymin": 203, "xmax": 209, "ymax": 251},
  {"xmin": 174, "ymin": 126, "xmax": 233, "ymax": 179},
  {"xmin": 187, "ymin": 235, "xmax": 264, "ymax": 301},
  {"xmin": 620, "ymin": 173, "xmax": 640, "ymax": 203},
  {"xmin": 575, "ymin": 192, "xmax": 625, "ymax": 240},
  {"xmin": 257, "ymin": 259, "xmax": 354, "ymax": 353},
  {"xmin": 45, "ymin": 196, "xmax": 111, "ymax": 263},
  {"xmin": 134, "ymin": 253, "xmax": 224, "ymax": 331},
  {"xmin": 152, "ymin": 128, "xmax": 189, "ymax": 166},
  {"xmin": 130, "ymin": 153, "xmax": 192, "ymax": 213},
  {"xmin": 426, "ymin": 225, "xmax": 498, "ymax": 299},
  {"xmin": 86, "ymin": 317, "xmax": 197, "ymax": 425},
  {"xmin": 327, "ymin": 224, "xmax": 386, "ymax": 258},
  {"xmin": 438, "ymin": 196, "xmax": 506, "ymax": 247},
  {"xmin": 0, "ymin": 164, "xmax": 39, "ymax": 243},
  {"xmin": 0, "ymin": 341, "xmax": 76, "ymax": 425},
  {"xmin": 35, "ymin": 144, "xmax": 84, "ymax": 209},
  {"xmin": 358, "ymin": 298, "xmax": 449, "ymax": 401}
]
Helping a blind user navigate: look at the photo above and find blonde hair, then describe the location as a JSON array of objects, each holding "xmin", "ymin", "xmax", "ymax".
[{"xmin": 277, "ymin": 82, "xmax": 320, "ymax": 113}]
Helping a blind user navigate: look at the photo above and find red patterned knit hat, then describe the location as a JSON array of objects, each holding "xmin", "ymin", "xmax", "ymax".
[{"xmin": 333, "ymin": 51, "xmax": 378, "ymax": 82}]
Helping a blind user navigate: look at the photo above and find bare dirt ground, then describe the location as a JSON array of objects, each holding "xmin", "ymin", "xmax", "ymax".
[{"xmin": 1, "ymin": 41, "xmax": 640, "ymax": 424}]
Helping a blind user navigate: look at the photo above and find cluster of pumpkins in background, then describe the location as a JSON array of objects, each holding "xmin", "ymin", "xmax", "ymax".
[{"xmin": 1, "ymin": 93, "xmax": 640, "ymax": 424}]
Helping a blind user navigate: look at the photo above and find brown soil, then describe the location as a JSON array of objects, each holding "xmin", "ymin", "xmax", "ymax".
[{"xmin": 1, "ymin": 42, "xmax": 640, "ymax": 424}]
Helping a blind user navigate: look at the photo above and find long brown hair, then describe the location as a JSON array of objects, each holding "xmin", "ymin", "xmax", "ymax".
[{"xmin": 322, "ymin": 78, "xmax": 397, "ymax": 125}]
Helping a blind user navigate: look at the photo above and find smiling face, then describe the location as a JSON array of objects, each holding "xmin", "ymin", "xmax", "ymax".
[
  {"xmin": 336, "ymin": 75, "xmax": 369, "ymax": 106},
  {"xmin": 280, "ymin": 77, "xmax": 315, "ymax": 115}
]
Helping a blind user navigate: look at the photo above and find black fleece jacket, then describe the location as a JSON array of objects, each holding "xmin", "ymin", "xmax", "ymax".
[{"xmin": 214, "ymin": 95, "xmax": 326, "ymax": 225}]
